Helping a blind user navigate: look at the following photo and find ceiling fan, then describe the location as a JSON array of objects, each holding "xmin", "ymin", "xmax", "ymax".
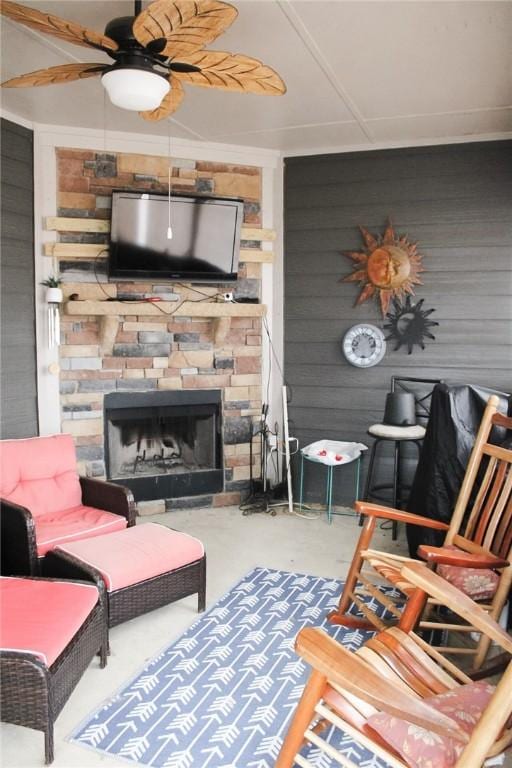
[{"xmin": 1, "ymin": 0, "xmax": 286, "ymax": 120}]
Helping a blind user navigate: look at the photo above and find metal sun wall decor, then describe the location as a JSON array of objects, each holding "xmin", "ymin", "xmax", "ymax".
[
  {"xmin": 341, "ymin": 220, "xmax": 425, "ymax": 316},
  {"xmin": 384, "ymin": 295, "xmax": 439, "ymax": 354}
]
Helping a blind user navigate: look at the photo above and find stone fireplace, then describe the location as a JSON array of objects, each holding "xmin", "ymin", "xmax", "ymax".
[
  {"xmin": 104, "ymin": 390, "xmax": 223, "ymax": 501},
  {"xmin": 53, "ymin": 147, "xmax": 269, "ymax": 511}
]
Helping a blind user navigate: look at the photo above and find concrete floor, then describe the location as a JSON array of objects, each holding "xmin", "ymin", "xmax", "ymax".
[{"xmin": 1, "ymin": 506, "xmax": 507, "ymax": 767}]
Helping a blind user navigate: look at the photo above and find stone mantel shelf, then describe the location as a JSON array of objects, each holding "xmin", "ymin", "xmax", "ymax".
[
  {"xmin": 64, "ymin": 300, "xmax": 266, "ymax": 317},
  {"xmin": 64, "ymin": 300, "xmax": 265, "ymax": 352}
]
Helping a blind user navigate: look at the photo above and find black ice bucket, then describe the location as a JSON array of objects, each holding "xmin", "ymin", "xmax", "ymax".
[{"xmin": 383, "ymin": 392, "xmax": 416, "ymax": 426}]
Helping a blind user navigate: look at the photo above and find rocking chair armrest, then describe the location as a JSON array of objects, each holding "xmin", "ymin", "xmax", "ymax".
[
  {"xmin": 355, "ymin": 501, "xmax": 450, "ymax": 531},
  {"xmin": 0, "ymin": 499, "xmax": 38, "ymax": 575},
  {"xmin": 401, "ymin": 563, "xmax": 512, "ymax": 655},
  {"xmin": 418, "ymin": 545, "xmax": 509, "ymax": 570},
  {"xmin": 295, "ymin": 627, "xmax": 468, "ymax": 743},
  {"xmin": 79, "ymin": 477, "xmax": 136, "ymax": 526}
]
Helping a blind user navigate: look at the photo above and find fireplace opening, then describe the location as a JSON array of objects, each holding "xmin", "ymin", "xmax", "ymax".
[
  {"xmin": 108, "ymin": 405, "xmax": 218, "ymax": 479},
  {"xmin": 104, "ymin": 390, "xmax": 223, "ymax": 502}
]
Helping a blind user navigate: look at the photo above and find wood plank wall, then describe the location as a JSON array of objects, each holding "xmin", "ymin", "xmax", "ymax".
[
  {"xmin": 1, "ymin": 118, "xmax": 38, "ymax": 438},
  {"xmin": 284, "ymin": 140, "xmax": 512, "ymax": 504}
]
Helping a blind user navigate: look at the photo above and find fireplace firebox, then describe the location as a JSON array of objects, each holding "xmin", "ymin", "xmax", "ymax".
[{"xmin": 104, "ymin": 390, "xmax": 223, "ymax": 502}]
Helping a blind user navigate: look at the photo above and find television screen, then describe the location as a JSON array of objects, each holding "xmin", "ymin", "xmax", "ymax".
[{"xmin": 108, "ymin": 191, "xmax": 243, "ymax": 283}]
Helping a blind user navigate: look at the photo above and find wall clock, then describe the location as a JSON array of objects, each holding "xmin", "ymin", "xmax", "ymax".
[{"xmin": 342, "ymin": 324, "xmax": 386, "ymax": 368}]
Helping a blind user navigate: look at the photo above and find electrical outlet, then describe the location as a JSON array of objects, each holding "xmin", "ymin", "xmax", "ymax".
[{"xmin": 223, "ymin": 292, "xmax": 234, "ymax": 302}]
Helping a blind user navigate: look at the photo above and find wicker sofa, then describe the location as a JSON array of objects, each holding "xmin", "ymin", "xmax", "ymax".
[
  {"xmin": 0, "ymin": 434, "xmax": 136, "ymax": 576},
  {"xmin": 0, "ymin": 576, "xmax": 107, "ymax": 764}
]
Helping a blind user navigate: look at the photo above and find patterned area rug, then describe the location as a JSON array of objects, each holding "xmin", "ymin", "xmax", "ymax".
[{"xmin": 71, "ymin": 568, "xmax": 389, "ymax": 767}]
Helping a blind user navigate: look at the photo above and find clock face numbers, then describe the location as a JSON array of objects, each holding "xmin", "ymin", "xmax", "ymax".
[{"xmin": 342, "ymin": 324, "xmax": 386, "ymax": 368}]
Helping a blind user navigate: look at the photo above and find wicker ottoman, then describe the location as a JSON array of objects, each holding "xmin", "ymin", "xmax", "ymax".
[
  {"xmin": 43, "ymin": 523, "xmax": 206, "ymax": 629},
  {"xmin": 0, "ymin": 576, "xmax": 107, "ymax": 764}
]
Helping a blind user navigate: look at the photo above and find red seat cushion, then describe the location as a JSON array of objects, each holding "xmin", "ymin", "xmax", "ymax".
[
  {"xmin": 368, "ymin": 680, "xmax": 495, "ymax": 768},
  {"xmin": 0, "ymin": 435, "xmax": 82, "ymax": 518},
  {"xmin": 35, "ymin": 505, "xmax": 128, "ymax": 556},
  {"xmin": 436, "ymin": 546, "xmax": 499, "ymax": 601},
  {"xmin": 0, "ymin": 576, "xmax": 100, "ymax": 667},
  {"xmin": 55, "ymin": 523, "xmax": 204, "ymax": 591}
]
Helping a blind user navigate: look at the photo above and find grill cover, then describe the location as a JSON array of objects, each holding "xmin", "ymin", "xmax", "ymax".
[{"xmin": 406, "ymin": 383, "xmax": 511, "ymax": 558}]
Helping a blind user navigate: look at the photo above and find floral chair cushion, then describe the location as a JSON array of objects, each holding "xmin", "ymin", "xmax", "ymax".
[
  {"xmin": 436, "ymin": 545, "xmax": 499, "ymax": 602},
  {"xmin": 368, "ymin": 680, "xmax": 495, "ymax": 768}
]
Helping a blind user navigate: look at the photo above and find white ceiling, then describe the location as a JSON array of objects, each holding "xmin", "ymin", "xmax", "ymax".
[{"xmin": 1, "ymin": 1, "xmax": 511, "ymax": 154}]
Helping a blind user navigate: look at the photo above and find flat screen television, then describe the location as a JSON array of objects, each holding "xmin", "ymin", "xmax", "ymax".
[{"xmin": 108, "ymin": 190, "xmax": 244, "ymax": 283}]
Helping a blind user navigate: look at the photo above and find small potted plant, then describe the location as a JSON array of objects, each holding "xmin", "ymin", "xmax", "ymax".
[{"xmin": 41, "ymin": 276, "xmax": 63, "ymax": 303}]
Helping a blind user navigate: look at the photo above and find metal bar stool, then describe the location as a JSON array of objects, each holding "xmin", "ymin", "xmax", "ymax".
[{"xmin": 362, "ymin": 377, "xmax": 443, "ymax": 539}]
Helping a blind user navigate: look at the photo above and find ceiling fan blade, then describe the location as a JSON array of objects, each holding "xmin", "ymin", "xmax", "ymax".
[
  {"xmin": 2, "ymin": 63, "xmax": 106, "ymax": 88},
  {"xmin": 133, "ymin": 0, "xmax": 237, "ymax": 58},
  {"xmin": 174, "ymin": 51, "xmax": 286, "ymax": 95},
  {"xmin": 139, "ymin": 75, "xmax": 184, "ymax": 121},
  {"xmin": 1, "ymin": 1, "xmax": 118, "ymax": 52}
]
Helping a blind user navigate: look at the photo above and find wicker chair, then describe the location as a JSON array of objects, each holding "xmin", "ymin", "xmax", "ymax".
[
  {"xmin": 0, "ymin": 434, "xmax": 136, "ymax": 576},
  {"xmin": 0, "ymin": 576, "xmax": 108, "ymax": 764},
  {"xmin": 276, "ymin": 562, "xmax": 512, "ymax": 768},
  {"xmin": 329, "ymin": 395, "xmax": 512, "ymax": 670}
]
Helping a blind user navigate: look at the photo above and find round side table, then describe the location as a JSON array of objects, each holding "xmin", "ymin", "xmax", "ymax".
[{"xmin": 298, "ymin": 441, "xmax": 365, "ymax": 524}]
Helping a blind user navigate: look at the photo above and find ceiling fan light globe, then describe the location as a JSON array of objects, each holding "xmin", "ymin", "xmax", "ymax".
[{"xmin": 101, "ymin": 68, "xmax": 169, "ymax": 111}]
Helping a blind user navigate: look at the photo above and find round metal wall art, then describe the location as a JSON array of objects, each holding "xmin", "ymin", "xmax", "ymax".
[
  {"xmin": 384, "ymin": 295, "xmax": 439, "ymax": 354},
  {"xmin": 341, "ymin": 220, "xmax": 425, "ymax": 316}
]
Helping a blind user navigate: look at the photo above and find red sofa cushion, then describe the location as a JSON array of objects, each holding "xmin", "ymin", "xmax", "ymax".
[
  {"xmin": 0, "ymin": 576, "xmax": 100, "ymax": 667},
  {"xmin": 35, "ymin": 505, "xmax": 128, "ymax": 556},
  {"xmin": 0, "ymin": 434, "xmax": 81, "ymax": 518},
  {"xmin": 55, "ymin": 523, "xmax": 204, "ymax": 591}
]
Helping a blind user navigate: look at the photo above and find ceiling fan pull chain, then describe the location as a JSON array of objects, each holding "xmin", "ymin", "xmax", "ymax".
[
  {"xmin": 103, "ymin": 89, "xmax": 107, "ymax": 154},
  {"xmin": 167, "ymin": 121, "xmax": 173, "ymax": 240}
]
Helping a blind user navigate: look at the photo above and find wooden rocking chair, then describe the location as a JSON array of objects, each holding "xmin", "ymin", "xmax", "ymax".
[
  {"xmin": 276, "ymin": 562, "xmax": 512, "ymax": 768},
  {"xmin": 328, "ymin": 394, "xmax": 512, "ymax": 670}
]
